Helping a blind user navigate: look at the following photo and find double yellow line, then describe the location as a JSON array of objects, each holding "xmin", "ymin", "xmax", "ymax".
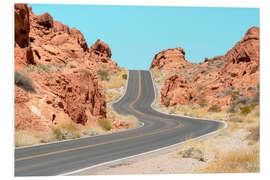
[{"xmin": 16, "ymin": 71, "xmax": 182, "ymax": 162}]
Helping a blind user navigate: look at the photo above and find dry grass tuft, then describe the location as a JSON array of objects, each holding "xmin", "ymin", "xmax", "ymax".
[
  {"xmin": 98, "ymin": 118, "xmax": 112, "ymax": 131},
  {"xmin": 178, "ymin": 139, "xmax": 206, "ymax": 161},
  {"xmin": 106, "ymin": 93, "xmax": 122, "ymax": 103},
  {"xmin": 15, "ymin": 131, "xmax": 40, "ymax": 147},
  {"xmin": 103, "ymin": 68, "xmax": 127, "ymax": 90},
  {"xmin": 201, "ymin": 144, "xmax": 259, "ymax": 173},
  {"xmin": 107, "ymin": 106, "xmax": 139, "ymax": 127}
]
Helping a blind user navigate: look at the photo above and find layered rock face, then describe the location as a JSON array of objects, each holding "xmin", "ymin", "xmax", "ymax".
[
  {"xmin": 151, "ymin": 27, "xmax": 260, "ymax": 111},
  {"xmin": 14, "ymin": 4, "xmax": 118, "ymax": 131},
  {"xmin": 14, "ymin": 4, "xmax": 34, "ymax": 69}
]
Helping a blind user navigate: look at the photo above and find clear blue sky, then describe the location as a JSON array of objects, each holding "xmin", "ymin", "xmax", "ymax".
[{"xmin": 30, "ymin": 4, "xmax": 259, "ymax": 70}]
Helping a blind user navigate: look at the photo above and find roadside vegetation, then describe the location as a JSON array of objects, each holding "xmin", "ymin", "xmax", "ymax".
[
  {"xmin": 101, "ymin": 68, "xmax": 128, "ymax": 103},
  {"xmin": 15, "ymin": 71, "xmax": 36, "ymax": 93},
  {"xmin": 151, "ymin": 68, "xmax": 260, "ymax": 173},
  {"xmin": 26, "ymin": 62, "xmax": 64, "ymax": 73}
]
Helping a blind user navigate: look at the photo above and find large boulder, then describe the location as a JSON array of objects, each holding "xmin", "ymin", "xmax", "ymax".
[
  {"xmin": 225, "ymin": 27, "xmax": 259, "ymax": 65},
  {"xmin": 70, "ymin": 28, "xmax": 88, "ymax": 51},
  {"xmin": 14, "ymin": 4, "xmax": 30, "ymax": 48},
  {"xmin": 90, "ymin": 39, "xmax": 112, "ymax": 58},
  {"xmin": 36, "ymin": 12, "xmax": 54, "ymax": 29},
  {"xmin": 14, "ymin": 4, "xmax": 35, "ymax": 69},
  {"xmin": 53, "ymin": 20, "xmax": 70, "ymax": 34},
  {"xmin": 150, "ymin": 47, "xmax": 188, "ymax": 69}
]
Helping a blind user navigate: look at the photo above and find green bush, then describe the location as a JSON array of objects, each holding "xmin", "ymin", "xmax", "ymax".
[
  {"xmin": 230, "ymin": 89, "xmax": 240, "ymax": 101},
  {"xmin": 241, "ymin": 105, "xmax": 252, "ymax": 115},
  {"xmin": 98, "ymin": 118, "xmax": 112, "ymax": 131},
  {"xmin": 208, "ymin": 105, "xmax": 221, "ymax": 112},
  {"xmin": 15, "ymin": 71, "xmax": 36, "ymax": 93},
  {"xmin": 122, "ymin": 73, "xmax": 127, "ymax": 80},
  {"xmin": 165, "ymin": 98, "xmax": 171, "ymax": 107},
  {"xmin": 53, "ymin": 124, "xmax": 82, "ymax": 141},
  {"xmin": 227, "ymin": 103, "xmax": 238, "ymax": 113},
  {"xmin": 98, "ymin": 70, "xmax": 109, "ymax": 81}
]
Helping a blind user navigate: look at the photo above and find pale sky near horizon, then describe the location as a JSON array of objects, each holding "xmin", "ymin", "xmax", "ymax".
[{"xmin": 30, "ymin": 4, "xmax": 259, "ymax": 70}]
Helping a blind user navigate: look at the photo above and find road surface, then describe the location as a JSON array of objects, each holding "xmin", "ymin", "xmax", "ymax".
[{"xmin": 15, "ymin": 70, "xmax": 222, "ymax": 176}]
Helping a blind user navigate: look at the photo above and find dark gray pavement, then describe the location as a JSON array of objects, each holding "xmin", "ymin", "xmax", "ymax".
[{"xmin": 15, "ymin": 70, "xmax": 222, "ymax": 176}]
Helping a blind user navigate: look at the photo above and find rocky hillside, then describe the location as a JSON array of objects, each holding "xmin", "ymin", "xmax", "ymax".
[
  {"xmin": 14, "ymin": 4, "xmax": 127, "ymax": 145},
  {"xmin": 150, "ymin": 27, "xmax": 260, "ymax": 112}
]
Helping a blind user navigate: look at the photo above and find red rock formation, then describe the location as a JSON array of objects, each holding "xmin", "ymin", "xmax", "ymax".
[
  {"xmin": 14, "ymin": 4, "xmax": 119, "ymax": 133},
  {"xmin": 70, "ymin": 28, "xmax": 88, "ymax": 51},
  {"xmin": 53, "ymin": 20, "xmax": 70, "ymax": 34},
  {"xmin": 36, "ymin": 12, "xmax": 54, "ymax": 29},
  {"xmin": 154, "ymin": 27, "xmax": 260, "ymax": 111},
  {"xmin": 150, "ymin": 48, "xmax": 188, "ymax": 70},
  {"xmin": 90, "ymin": 39, "xmax": 112, "ymax": 58},
  {"xmin": 14, "ymin": 4, "xmax": 34, "ymax": 69},
  {"xmin": 37, "ymin": 72, "xmax": 106, "ymax": 125}
]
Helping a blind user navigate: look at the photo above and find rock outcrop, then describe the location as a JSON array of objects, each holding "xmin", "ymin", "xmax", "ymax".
[
  {"xmin": 14, "ymin": 4, "xmax": 35, "ymax": 69},
  {"xmin": 152, "ymin": 27, "xmax": 260, "ymax": 111},
  {"xmin": 14, "ymin": 4, "xmax": 119, "ymax": 133},
  {"xmin": 36, "ymin": 12, "xmax": 54, "ymax": 29},
  {"xmin": 150, "ymin": 48, "xmax": 188, "ymax": 70}
]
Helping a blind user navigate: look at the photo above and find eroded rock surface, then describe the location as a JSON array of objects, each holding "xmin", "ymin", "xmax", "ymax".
[
  {"xmin": 14, "ymin": 4, "xmax": 119, "ymax": 134},
  {"xmin": 151, "ymin": 27, "xmax": 260, "ymax": 111}
]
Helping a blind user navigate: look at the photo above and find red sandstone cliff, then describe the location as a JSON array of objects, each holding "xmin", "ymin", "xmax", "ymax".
[
  {"xmin": 14, "ymin": 4, "xmax": 119, "ymax": 133},
  {"xmin": 151, "ymin": 27, "xmax": 260, "ymax": 112}
]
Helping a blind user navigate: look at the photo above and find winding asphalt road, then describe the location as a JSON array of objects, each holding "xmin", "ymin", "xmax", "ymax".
[{"xmin": 15, "ymin": 70, "xmax": 223, "ymax": 176}]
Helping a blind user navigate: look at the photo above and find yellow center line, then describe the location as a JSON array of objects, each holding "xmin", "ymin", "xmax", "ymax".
[{"xmin": 16, "ymin": 71, "xmax": 183, "ymax": 162}]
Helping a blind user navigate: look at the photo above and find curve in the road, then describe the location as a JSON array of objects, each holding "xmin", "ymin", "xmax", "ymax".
[{"xmin": 15, "ymin": 70, "xmax": 224, "ymax": 176}]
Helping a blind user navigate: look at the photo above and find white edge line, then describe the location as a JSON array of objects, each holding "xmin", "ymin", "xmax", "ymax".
[
  {"xmin": 16, "ymin": 70, "xmax": 145, "ymax": 150},
  {"xmin": 59, "ymin": 70, "xmax": 228, "ymax": 176},
  {"xmin": 149, "ymin": 70, "xmax": 228, "ymax": 129}
]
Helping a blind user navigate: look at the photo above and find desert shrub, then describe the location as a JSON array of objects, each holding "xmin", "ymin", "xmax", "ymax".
[
  {"xmin": 197, "ymin": 84, "xmax": 204, "ymax": 91},
  {"xmin": 256, "ymin": 83, "xmax": 260, "ymax": 90},
  {"xmin": 241, "ymin": 105, "xmax": 252, "ymax": 115},
  {"xmin": 53, "ymin": 124, "xmax": 82, "ymax": 141},
  {"xmin": 15, "ymin": 131, "xmax": 40, "ymax": 147},
  {"xmin": 98, "ymin": 70, "xmax": 109, "ymax": 81},
  {"xmin": 230, "ymin": 89, "xmax": 240, "ymax": 101},
  {"xmin": 198, "ymin": 98, "xmax": 207, "ymax": 107},
  {"xmin": 247, "ymin": 126, "xmax": 260, "ymax": 142},
  {"xmin": 251, "ymin": 92, "xmax": 260, "ymax": 105},
  {"xmin": 79, "ymin": 68, "xmax": 92, "ymax": 76},
  {"xmin": 215, "ymin": 92, "xmax": 224, "ymax": 98},
  {"xmin": 15, "ymin": 71, "xmax": 36, "ymax": 93},
  {"xmin": 27, "ymin": 63, "xmax": 63, "ymax": 73},
  {"xmin": 201, "ymin": 147, "xmax": 259, "ymax": 173},
  {"xmin": 227, "ymin": 103, "xmax": 238, "ymax": 113},
  {"xmin": 165, "ymin": 98, "xmax": 171, "ymax": 107},
  {"xmin": 98, "ymin": 118, "xmax": 112, "ymax": 131},
  {"xmin": 237, "ymin": 97, "xmax": 250, "ymax": 105},
  {"xmin": 208, "ymin": 105, "xmax": 221, "ymax": 112},
  {"xmin": 122, "ymin": 73, "xmax": 127, "ymax": 80},
  {"xmin": 178, "ymin": 140, "xmax": 205, "ymax": 161},
  {"xmin": 229, "ymin": 116, "xmax": 243, "ymax": 123}
]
